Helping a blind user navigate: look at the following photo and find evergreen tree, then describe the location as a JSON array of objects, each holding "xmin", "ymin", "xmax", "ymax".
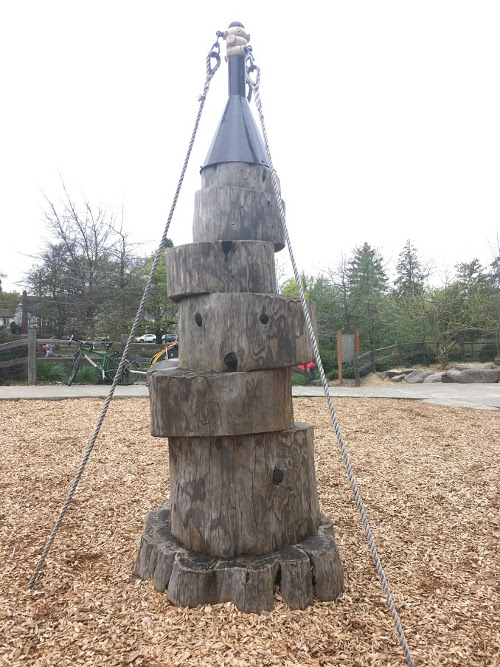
[
  {"xmin": 394, "ymin": 239, "xmax": 426, "ymax": 299},
  {"xmin": 347, "ymin": 243, "xmax": 388, "ymax": 346}
]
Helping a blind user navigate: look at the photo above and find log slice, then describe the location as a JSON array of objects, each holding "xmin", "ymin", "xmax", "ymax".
[
  {"xmin": 149, "ymin": 365, "xmax": 293, "ymax": 437},
  {"xmin": 178, "ymin": 293, "xmax": 317, "ymax": 372},
  {"xmin": 169, "ymin": 422, "xmax": 321, "ymax": 556},
  {"xmin": 134, "ymin": 502, "xmax": 344, "ymax": 614},
  {"xmin": 165, "ymin": 240, "xmax": 277, "ymax": 301}
]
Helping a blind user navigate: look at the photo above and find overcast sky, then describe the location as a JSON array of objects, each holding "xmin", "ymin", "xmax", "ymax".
[{"xmin": 1, "ymin": 1, "xmax": 499, "ymax": 293}]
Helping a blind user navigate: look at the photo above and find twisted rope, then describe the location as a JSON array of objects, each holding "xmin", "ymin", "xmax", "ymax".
[
  {"xmin": 27, "ymin": 42, "xmax": 220, "ymax": 591},
  {"xmin": 251, "ymin": 73, "xmax": 416, "ymax": 667}
]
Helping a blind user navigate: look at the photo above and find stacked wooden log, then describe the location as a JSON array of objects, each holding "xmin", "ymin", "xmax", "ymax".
[{"xmin": 134, "ymin": 161, "xmax": 344, "ymax": 612}]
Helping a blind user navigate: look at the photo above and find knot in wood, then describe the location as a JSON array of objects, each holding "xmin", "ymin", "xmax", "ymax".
[
  {"xmin": 223, "ymin": 352, "xmax": 238, "ymax": 369},
  {"xmin": 259, "ymin": 312, "xmax": 270, "ymax": 325},
  {"xmin": 194, "ymin": 312, "xmax": 203, "ymax": 327},
  {"xmin": 220, "ymin": 240, "xmax": 234, "ymax": 257},
  {"xmin": 272, "ymin": 467, "xmax": 284, "ymax": 485}
]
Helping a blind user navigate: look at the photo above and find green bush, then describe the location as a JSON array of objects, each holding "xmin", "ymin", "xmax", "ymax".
[
  {"xmin": 73, "ymin": 363, "xmax": 101, "ymax": 384},
  {"xmin": 36, "ymin": 362, "xmax": 70, "ymax": 383},
  {"xmin": 291, "ymin": 373, "xmax": 311, "ymax": 386}
]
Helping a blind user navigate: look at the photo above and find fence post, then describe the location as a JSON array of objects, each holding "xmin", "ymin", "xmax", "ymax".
[
  {"xmin": 28, "ymin": 329, "xmax": 37, "ymax": 385},
  {"xmin": 422, "ymin": 338, "xmax": 427, "ymax": 366},
  {"xmin": 370, "ymin": 345, "xmax": 376, "ymax": 373},
  {"xmin": 337, "ymin": 330, "xmax": 343, "ymax": 386},
  {"xmin": 397, "ymin": 340, "xmax": 403, "ymax": 366},
  {"xmin": 354, "ymin": 353, "xmax": 360, "ymax": 387}
]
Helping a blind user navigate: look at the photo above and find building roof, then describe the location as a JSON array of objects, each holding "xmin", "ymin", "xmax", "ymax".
[{"xmin": 0, "ymin": 309, "xmax": 14, "ymax": 318}]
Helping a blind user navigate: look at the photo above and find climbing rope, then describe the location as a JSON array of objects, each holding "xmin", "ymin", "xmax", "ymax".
[
  {"xmin": 246, "ymin": 50, "xmax": 416, "ymax": 667},
  {"xmin": 27, "ymin": 31, "xmax": 224, "ymax": 591}
]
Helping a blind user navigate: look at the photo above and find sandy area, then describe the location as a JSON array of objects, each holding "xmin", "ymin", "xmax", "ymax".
[{"xmin": 1, "ymin": 397, "xmax": 498, "ymax": 666}]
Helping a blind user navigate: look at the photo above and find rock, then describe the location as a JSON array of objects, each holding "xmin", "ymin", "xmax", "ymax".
[
  {"xmin": 390, "ymin": 374, "xmax": 405, "ymax": 382},
  {"xmin": 404, "ymin": 370, "xmax": 432, "ymax": 384},
  {"xmin": 442, "ymin": 370, "xmax": 463, "ymax": 383},
  {"xmin": 442, "ymin": 369, "xmax": 500, "ymax": 383},
  {"xmin": 460, "ymin": 369, "xmax": 499, "ymax": 383},
  {"xmin": 423, "ymin": 373, "xmax": 444, "ymax": 383}
]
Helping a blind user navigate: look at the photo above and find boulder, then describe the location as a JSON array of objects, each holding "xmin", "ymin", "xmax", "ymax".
[
  {"xmin": 457, "ymin": 369, "xmax": 500, "ymax": 383},
  {"xmin": 423, "ymin": 373, "xmax": 444, "ymax": 383},
  {"xmin": 386, "ymin": 369, "xmax": 417, "ymax": 378},
  {"xmin": 404, "ymin": 370, "xmax": 432, "ymax": 384},
  {"xmin": 390, "ymin": 374, "xmax": 405, "ymax": 382},
  {"xmin": 442, "ymin": 369, "xmax": 500, "ymax": 383},
  {"xmin": 442, "ymin": 370, "xmax": 463, "ymax": 383}
]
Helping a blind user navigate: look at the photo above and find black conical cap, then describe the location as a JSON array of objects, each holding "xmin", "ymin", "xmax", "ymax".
[{"xmin": 202, "ymin": 23, "xmax": 269, "ymax": 170}]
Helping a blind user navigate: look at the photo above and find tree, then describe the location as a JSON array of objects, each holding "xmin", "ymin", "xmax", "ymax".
[
  {"xmin": 424, "ymin": 260, "xmax": 496, "ymax": 363},
  {"xmin": 394, "ymin": 240, "xmax": 426, "ymax": 299},
  {"xmin": 25, "ymin": 185, "xmax": 145, "ymax": 338},
  {"xmin": 140, "ymin": 245, "xmax": 177, "ymax": 335},
  {"xmin": 0, "ymin": 290, "xmax": 20, "ymax": 311},
  {"xmin": 346, "ymin": 243, "xmax": 388, "ymax": 346}
]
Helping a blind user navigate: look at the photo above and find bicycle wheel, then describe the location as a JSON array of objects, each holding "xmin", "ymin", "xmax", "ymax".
[
  {"xmin": 105, "ymin": 353, "xmax": 140, "ymax": 385},
  {"xmin": 67, "ymin": 353, "xmax": 82, "ymax": 386}
]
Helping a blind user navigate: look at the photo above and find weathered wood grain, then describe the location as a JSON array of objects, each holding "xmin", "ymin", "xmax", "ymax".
[
  {"xmin": 200, "ymin": 162, "xmax": 280, "ymax": 194},
  {"xmin": 279, "ymin": 547, "xmax": 314, "ymax": 609},
  {"xmin": 165, "ymin": 241, "xmax": 277, "ymax": 301},
  {"xmin": 148, "ymin": 365, "xmax": 293, "ymax": 437},
  {"xmin": 300, "ymin": 533, "xmax": 344, "ymax": 601},
  {"xmin": 192, "ymin": 186, "xmax": 285, "ymax": 251},
  {"xmin": 134, "ymin": 505, "xmax": 343, "ymax": 613},
  {"xmin": 169, "ymin": 422, "xmax": 321, "ymax": 557},
  {"xmin": 177, "ymin": 293, "xmax": 317, "ymax": 372}
]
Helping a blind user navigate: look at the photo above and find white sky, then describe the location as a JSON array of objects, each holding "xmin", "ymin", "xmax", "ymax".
[{"xmin": 1, "ymin": 1, "xmax": 499, "ymax": 293}]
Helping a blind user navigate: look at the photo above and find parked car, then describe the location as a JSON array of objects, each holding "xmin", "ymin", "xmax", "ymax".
[
  {"xmin": 162, "ymin": 333, "xmax": 178, "ymax": 343},
  {"xmin": 135, "ymin": 333, "xmax": 156, "ymax": 343}
]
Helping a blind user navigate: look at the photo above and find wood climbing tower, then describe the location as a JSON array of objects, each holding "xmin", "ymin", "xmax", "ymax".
[{"xmin": 134, "ymin": 21, "xmax": 344, "ymax": 613}]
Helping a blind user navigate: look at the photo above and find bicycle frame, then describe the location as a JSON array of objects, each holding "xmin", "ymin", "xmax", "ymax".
[
  {"xmin": 76, "ymin": 348, "xmax": 109, "ymax": 381},
  {"xmin": 68, "ymin": 336, "xmax": 146, "ymax": 385}
]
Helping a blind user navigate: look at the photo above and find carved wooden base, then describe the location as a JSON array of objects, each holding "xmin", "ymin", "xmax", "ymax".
[{"xmin": 134, "ymin": 501, "xmax": 344, "ymax": 614}]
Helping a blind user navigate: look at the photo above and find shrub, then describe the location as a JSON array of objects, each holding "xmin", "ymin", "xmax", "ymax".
[
  {"xmin": 36, "ymin": 362, "xmax": 70, "ymax": 383},
  {"xmin": 291, "ymin": 373, "xmax": 311, "ymax": 386}
]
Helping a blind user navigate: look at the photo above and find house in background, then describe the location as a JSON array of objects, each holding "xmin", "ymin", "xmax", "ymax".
[{"xmin": 0, "ymin": 309, "xmax": 14, "ymax": 327}]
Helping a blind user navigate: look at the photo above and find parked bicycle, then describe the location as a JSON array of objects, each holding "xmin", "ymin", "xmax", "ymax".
[
  {"xmin": 149, "ymin": 341, "xmax": 178, "ymax": 367},
  {"xmin": 67, "ymin": 336, "xmax": 140, "ymax": 386}
]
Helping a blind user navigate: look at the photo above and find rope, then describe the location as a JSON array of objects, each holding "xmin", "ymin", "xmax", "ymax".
[
  {"xmin": 27, "ymin": 35, "xmax": 222, "ymax": 591},
  {"xmin": 250, "ymin": 66, "xmax": 416, "ymax": 667}
]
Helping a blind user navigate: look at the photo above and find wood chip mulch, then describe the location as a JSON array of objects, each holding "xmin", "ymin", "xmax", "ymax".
[{"xmin": 1, "ymin": 397, "xmax": 498, "ymax": 666}]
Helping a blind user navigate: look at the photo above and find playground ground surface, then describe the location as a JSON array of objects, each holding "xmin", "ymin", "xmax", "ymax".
[{"xmin": 1, "ymin": 397, "xmax": 498, "ymax": 666}]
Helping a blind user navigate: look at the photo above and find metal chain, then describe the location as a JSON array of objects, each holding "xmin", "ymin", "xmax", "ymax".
[
  {"xmin": 248, "ymin": 57, "xmax": 416, "ymax": 667},
  {"xmin": 27, "ymin": 31, "xmax": 223, "ymax": 591}
]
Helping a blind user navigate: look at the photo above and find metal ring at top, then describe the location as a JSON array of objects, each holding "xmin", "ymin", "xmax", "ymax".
[{"xmin": 207, "ymin": 50, "xmax": 221, "ymax": 76}]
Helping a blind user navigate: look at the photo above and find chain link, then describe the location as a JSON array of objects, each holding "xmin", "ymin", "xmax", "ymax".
[
  {"xmin": 248, "ymin": 53, "xmax": 416, "ymax": 667},
  {"xmin": 27, "ymin": 31, "xmax": 222, "ymax": 591}
]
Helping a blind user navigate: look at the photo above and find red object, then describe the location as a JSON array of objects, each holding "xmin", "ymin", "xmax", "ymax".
[{"xmin": 297, "ymin": 362, "xmax": 315, "ymax": 371}]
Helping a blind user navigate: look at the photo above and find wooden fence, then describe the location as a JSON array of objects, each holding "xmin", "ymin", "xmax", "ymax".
[{"xmin": 0, "ymin": 332, "xmax": 171, "ymax": 385}]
